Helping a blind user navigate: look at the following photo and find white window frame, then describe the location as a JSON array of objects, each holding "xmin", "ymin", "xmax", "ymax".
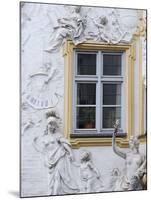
[{"xmin": 73, "ymin": 49, "xmax": 125, "ymax": 136}]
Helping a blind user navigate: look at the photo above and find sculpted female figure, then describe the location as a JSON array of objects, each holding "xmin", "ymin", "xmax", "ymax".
[
  {"xmin": 33, "ymin": 111, "xmax": 79, "ymax": 195},
  {"xmin": 112, "ymin": 120, "xmax": 146, "ymax": 191},
  {"xmin": 45, "ymin": 6, "xmax": 86, "ymax": 53}
]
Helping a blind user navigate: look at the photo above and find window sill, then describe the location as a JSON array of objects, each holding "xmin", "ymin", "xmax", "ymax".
[
  {"xmin": 71, "ymin": 132, "xmax": 126, "ymax": 138},
  {"xmin": 72, "ymin": 129, "xmax": 126, "ymax": 137},
  {"xmin": 69, "ymin": 131, "xmax": 128, "ymax": 149}
]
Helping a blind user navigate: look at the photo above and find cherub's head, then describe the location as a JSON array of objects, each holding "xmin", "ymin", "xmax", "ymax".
[
  {"xmin": 80, "ymin": 150, "xmax": 91, "ymax": 163},
  {"xmin": 99, "ymin": 15, "xmax": 108, "ymax": 26}
]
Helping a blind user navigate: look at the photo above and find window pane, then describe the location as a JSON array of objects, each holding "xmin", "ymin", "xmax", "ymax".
[
  {"xmin": 77, "ymin": 83, "xmax": 96, "ymax": 105},
  {"xmin": 76, "ymin": 107, "xmax": 96, "ymax": 129},
  {"xmin": 103, "ymin": 107, "xmax": 121, "ymax": 128},
  {"xmin": 103, "ymin": 84, "xmax": 121, "ymax": 105},
  {"xmin": 103, "ymin": 54, "xmax": 121, "ymax": 75},
  {"xmin": 77, "ymin": 53, "xmax": 96, "ymax": 75}
]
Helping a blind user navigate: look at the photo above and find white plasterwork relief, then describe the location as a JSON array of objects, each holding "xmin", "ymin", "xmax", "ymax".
[
  {"xmin": 33, "ymin": 110, "xmax": 104, "ymax": 194},
  {"xmin": 23, "ymin": 62, "xmax": 63, "ymax": 110},
  {"xmin": 92, "ymin": 9, "xmax": 129, "ymax": 44},
  {"xmin": 44, "ymin": 7, "xmax": 137, "ymax": 53},
  {"xmin": 21, "ymin": 4, "xmax": 146, "ymax": 196},
  {"xmin": 111, "ymin": 120, "xmax": 147, "ymax": 191},
  {"xmin": 21, "ymin": 102, "xmax": 42, "ymax": 135},
  {"xmin": 21, "ymin": 3, "xmax": 32, "ymax": 52},
  {"xmin": 33, "ymin": 110, "xmax": 79, "ymax": 195},
  {"xmin": 45, "ymin": 6, "xmax": 87, "ymax": 53},
  {"xmin": 79, "ymin": 150, "xmax": 103, "ymax": 193}
]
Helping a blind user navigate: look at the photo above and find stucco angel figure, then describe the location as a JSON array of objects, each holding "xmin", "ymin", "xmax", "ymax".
[
  {"xmin": 112, "ymin": 120, "xmax": 147, "ymax": 191},
  {"xmin": 93, "ymin": 15, "xmax": 111, "ymax": 43},
  {"xmin": 45, "ymin": 6, "xmax": 86, "ymax": 53},
  {"xmin": 93, "ymin": 12, "xmax": 127, "ymax": 44},
  {"xmin": 79, "ymin": 150, "xmax": 103, "ymax": 193},
  {"xmin": 33, "ymin": 110, "xmax": 79, "ymax": 195}
]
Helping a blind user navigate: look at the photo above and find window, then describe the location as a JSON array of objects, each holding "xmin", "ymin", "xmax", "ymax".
[
  {"xmin": 73, "ymin": 51, "xmax": 124, "ymax": 135},
  {"xmin": 63, "ymin": 40, "xmax": 135, "ymax": 148}
]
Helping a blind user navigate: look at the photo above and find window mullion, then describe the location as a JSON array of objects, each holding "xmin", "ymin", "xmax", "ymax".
[{"xmin": 96, "ymin": 51, "xmax": 102, "ymax": 133}]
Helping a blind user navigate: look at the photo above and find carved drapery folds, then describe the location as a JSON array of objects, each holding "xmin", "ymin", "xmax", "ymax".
[
  {"xmin": 45, "ymin": 6, "xmax": 87, "ymax": 53},
  {"xmin": 44, "ymin": 7, "xmax": 139, "ymax": 53},
  {"xmin": 33, "ymin": 112, "xmax": 147, "ymax": 194}
]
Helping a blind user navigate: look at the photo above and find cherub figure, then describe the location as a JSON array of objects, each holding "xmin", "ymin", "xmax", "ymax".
[
  {"xmin": 93, "ymin": 15, "xmax": 111, "ymax": 43},
  {"xmin": 79, "ymin": 150, "xmax": 102, "ymax": 193}
]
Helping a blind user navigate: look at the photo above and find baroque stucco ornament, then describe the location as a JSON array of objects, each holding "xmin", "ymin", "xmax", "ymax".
[
  {"xmin": 112, "ymin": 120, "xmax": 147, "ymax": 191},
  {"xmin": 33, "ymin": 110, "xmax": 79, "ymax": 195},
  {"xmin": 21, "ymin": 102, "xmax": 42, "ymax": 135},
  {"xmin": 45, "ymin": 6, "xmax": 87, "ymax": 53},
  {"xmin": 24, "ymin": 63, "xmax": 63, "ymax": 110},
  {"xmin": 33, "ymin": 111, "xmax": 104, "ymax": 194},
  {"xmin": 92, "ymin": 10, "xmax": 128, "ymax": 44},
  {"xmin": 21, "ymin": 4, "xmax": 146, "ymax": 196},
  {"xmin": 32, "ymin": 112, "xmax": 147, "ymax": 195},
  {"xmin": 44, "ymin": 7, "xmax": 133, "ymax": 53},
  {"xmin": 79, "ymin": 150, "xmax": 103, "ymax": 193}
]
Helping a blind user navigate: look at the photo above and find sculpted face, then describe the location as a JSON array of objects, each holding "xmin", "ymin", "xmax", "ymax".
[
  {"xmin": 48, "ymin": 121, "xmax": 58, "ymax": 133},
  {"xmin": 80, "ymin": 151, "xmax": 91, "ymax": 162}
]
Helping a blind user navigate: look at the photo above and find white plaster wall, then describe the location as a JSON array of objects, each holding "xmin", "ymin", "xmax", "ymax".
[{"xmin": 21, "ymin": 3, "xmax": 146, "ymax": 197}]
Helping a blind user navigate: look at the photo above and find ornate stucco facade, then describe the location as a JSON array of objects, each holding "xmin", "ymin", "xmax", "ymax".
[{"xmin": 21, "ymin": 2, "xmax": 147, "ymax": 197}]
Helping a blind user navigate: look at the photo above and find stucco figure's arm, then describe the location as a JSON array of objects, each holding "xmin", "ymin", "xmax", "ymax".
[
  {"xmin": 112, "ymin": 121, "xmax": 126, "ymax": 160},
  {"xmin": 33, "ymin": 136, "xmax": 46, "ymax": 154},
  {"xmin": 136, "ymin": 159, "xmax": 147, "ymax": 178},
  {"xmin": 88, "ymin": 162, "xmax": 100, "ymax": 178},
  {"xmin": 91, "ymin": 17, "xmax": 101, "ymax": 28},
  {"xmin": 59, "ymin": 137, "xmax": 74, "ymax": 161}
]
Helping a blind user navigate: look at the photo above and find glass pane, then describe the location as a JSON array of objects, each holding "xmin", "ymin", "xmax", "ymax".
[
  {"xmin": 76, "ymin": 107, "xmax": 96, "ymax": 129},
  {"xmin": 77, "ymin": 53, "xmax": 96, "ymax": 75},
  {"xmin": 103, "ymin": 107, "xmax": 121, "ymax": 128},
  {"xmin": 103, "ymin": 84, "xmax": 121, "ymax": 105},
  {"xmin": 103, "ymin": 54, "xmax": 121, "ymax": 75},
  {"xmin": 77, "ymin": 83, "xmax": 96, "ymax": 105}
]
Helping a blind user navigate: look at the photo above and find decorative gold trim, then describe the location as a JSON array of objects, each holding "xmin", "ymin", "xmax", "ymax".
[
  {"xmin": 70, "ymin": 137, "xmax": 129, "ymax": 149},
  {"xmin": 139, "ymin": 37, "xmax": 145, "ymax": 137},
  {"xmin": 131, "ymin": 9, "xmax": 146, "ymax": 138},
  {"xmin": 63, "ymin": 39, "xmax": 143, "ymax": 148},
  {"xmin": 139, "ymin": 134, "xmax": 147, "ymax": 144}
]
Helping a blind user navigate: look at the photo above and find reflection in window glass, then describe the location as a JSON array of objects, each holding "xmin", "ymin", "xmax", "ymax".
[
  {"xmin": 103, "ymin": 84, "xmax": 121, "ymax": 105},
  {"xmin": 76, "ymin": 107, "xmax": 96, "ymax": 129},
  {"xmin": 77, "ymin": 53, "xmax": 96, "ymax": 75},
  {"xmin": 103, "ymin": 54, "xmax": 121, "ymax": 75},
  {"xmin": 103, "ymin": 107, "xmax": 121, "ymax": 128},
  {"xmin": 77, "ymin": 83, "xmax": 96, "ymax": 105}
]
